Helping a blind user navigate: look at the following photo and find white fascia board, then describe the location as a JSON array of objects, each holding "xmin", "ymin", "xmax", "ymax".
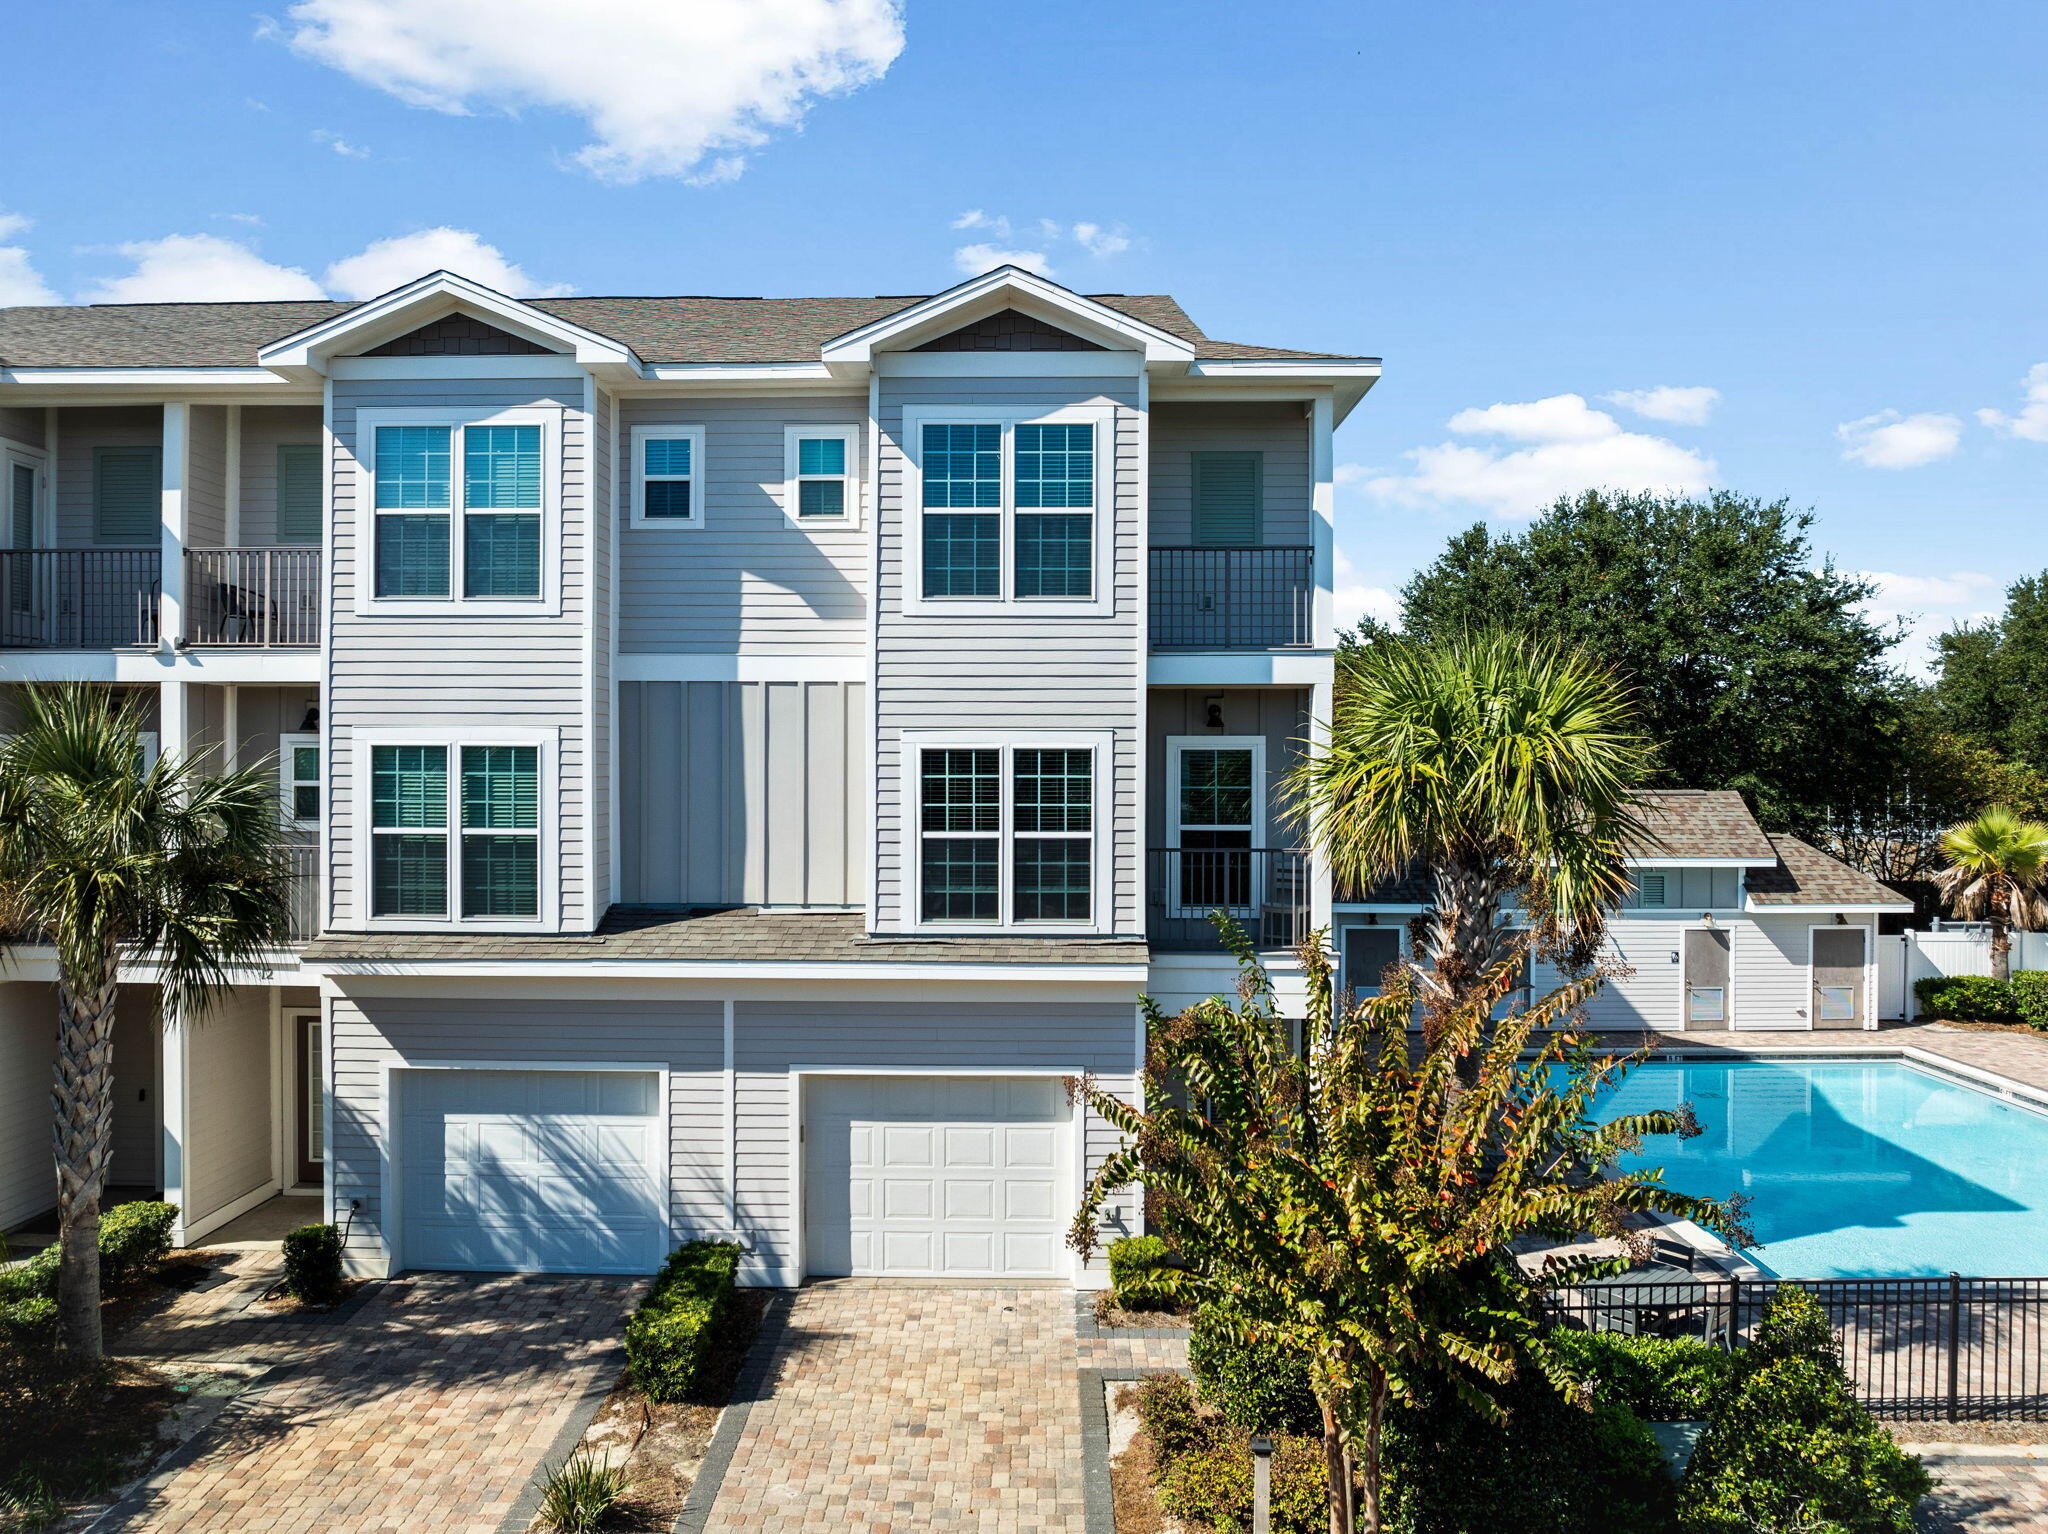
[
  {"xmin": 1329, "ymin": 903, "xmax": 1429, "ymax": 914},
  {"xmin": 1147, "ymin": 652, "xmax": 1336, "ymax": 685},
  {"xmin": 633, "ymin": 363, "xmax": 838, "ymax": 387},
  {"xmin": 256, "ymin": 270, "xmax": 642, "ymax": 382},
  {"xmin": 1, "ymin": 367, "xmax": 290, "ymax": 389},
  {"xmin": 0, "ymin": 650, "xmax": 322, "ymax": 684},
  {"xmin": 4, "ymin": 948, "xmax": 308, "ymax": 985},
  {"xmin": 820, "ymin": 266, "xmax": 1196, "ymax": 371},
  {"xmin": 1743, "ymin": 900, "xmax": 1914, "ymax": 915},
  {"xmin": 1628, "ymin": 855, "xmax": 1781, "ymax": 869},
  {"xmin": 617, "ymin": 653, "xmax": 866, "ymax": 682},
  {"xmin": 304, "ymin": 958, "xmax": 1151, "ymax": 983}
]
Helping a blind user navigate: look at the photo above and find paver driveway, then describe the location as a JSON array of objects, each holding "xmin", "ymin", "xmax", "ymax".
[
  {"xmin": 106, "ymin": 1266, "xmax": 641, "ymax": 1534},
  {"xmin": 700, "ymin": 1282, "xmax": 1184, "ymax": 1534}
]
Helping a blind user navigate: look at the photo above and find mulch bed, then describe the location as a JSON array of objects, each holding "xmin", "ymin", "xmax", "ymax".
[
  {"xmin": 1926, "ymin": 1018, "xmax": 2048, "ymax": 1037},
  {"xmin": 533, "ymin": 1288, "xmax": 769, "ymax": 1532},
  {"xmin": 251, "ymin": 1278, "xmax": 368, "ymax": 1315},
  {"xmin": 1108, "ymin": 1383, "xmax": 1173, "ymax": 1534},
  {"xmin": 1092, "ymin": 1295, "xmax": 1191, "ymax": 1331},
  {"xmin": 100, "ymin": 1250, "xmax": 230, "ymax": 1338},
  {"xmin": 0, "ymin": 1357, "xmax": 181, "ymax": 1526}
]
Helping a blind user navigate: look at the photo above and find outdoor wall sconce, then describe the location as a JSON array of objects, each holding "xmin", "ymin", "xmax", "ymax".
[{"xmin": 1204, "ymin": 696, "xmax": 1226, "ymax": 730}]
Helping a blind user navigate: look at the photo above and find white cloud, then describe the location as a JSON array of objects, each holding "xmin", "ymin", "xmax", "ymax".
[
  {"xmin": 276, "ymin": 0, "xmax": 905, "ymax": 184},
  {"xmin": 313, "ymin": 128, "xmax": 372, "ymax": 159},
  {"xmin": 1856, "ymin": 569, "xmax": 2002, "ymax": 675},
  {"xmin": 0, "ymin": 213, "xmax": 58, "ymax": 306},
  {"xmin": 1977, "ymin": 363, "xmax": 2048, "ymax": 444},
  {"xmin": 1836, "ymin": 409, "xmax": 1963, "ymax": 469},
  {"xmin": 1364, "ymin": 393, "xmax": 1716, "ymax": 518},
  {"xmin": 219, "ymin": 212, "xmax": 267, "ymax": 227},
  {"xmin": 78, "ymin": 234, "xmax": 325, "ymax": 303},
  {"xmin": 951, "ymin": 242, "xmax": 1053, "ymax": 278},
  {"xmin": 1332, "ymin": 547, "xmax": 1399, "ymax": 633},
  {"xmin": 1072, "ymin": 221, "xmax": 1132, "ymax": 259},
  {"xmin": 1601, "ymin": 385, "xmax": 1720, "ymax": 426},
  {"xmin": 322, "ymin": 227, "xmax": 571, "ymax": 298},
  {"xmin": 951, "ymin": 210, "xmax": 998, "ymax": 231}
]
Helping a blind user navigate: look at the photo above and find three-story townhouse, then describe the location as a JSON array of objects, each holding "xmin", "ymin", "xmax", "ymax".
[{"xmin": 0, "ymin": 267, "xmax": 1379, "ymax": 1283}]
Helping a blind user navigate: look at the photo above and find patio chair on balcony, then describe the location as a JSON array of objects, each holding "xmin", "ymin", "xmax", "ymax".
[{"xmin": 206, "ymin": 582, "xmax": 274, "ymax": 644}]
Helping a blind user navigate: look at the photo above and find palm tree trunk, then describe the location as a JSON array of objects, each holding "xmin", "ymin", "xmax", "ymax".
[
  {"xmin": 1992, "ymin": 878, "xmax": 2013, "ymax": 984},
  {"xmin": 51, "ymin": 955, "xmax": 119, "ymax": 1359},
  {"xmin": 1416, "ymin": 857, "xmax": 1511, "ymax": 1053}
]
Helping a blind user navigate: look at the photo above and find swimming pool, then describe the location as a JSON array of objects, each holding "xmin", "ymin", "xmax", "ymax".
[{"xmin": 1590, "ymin": 1057, "xmax": 2048, "ymax": 1279}]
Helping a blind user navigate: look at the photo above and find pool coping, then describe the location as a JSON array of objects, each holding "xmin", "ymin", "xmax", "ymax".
[{"xmin": 1627, "ymin": 1043, "xmax": 2048, "ymax": 1120}]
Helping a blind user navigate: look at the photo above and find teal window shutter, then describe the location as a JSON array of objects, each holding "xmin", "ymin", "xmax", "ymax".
[
  {"xmin": 275, "ymin": 444, "xmax": 322, "ymax": 545},
  {"xmin": 93, "ymin": 446, "xmax": 161, "ymax": 542},
  {"xmin": 1190, "ymin": 451, "xmax": 1263, "ymax": 547}
]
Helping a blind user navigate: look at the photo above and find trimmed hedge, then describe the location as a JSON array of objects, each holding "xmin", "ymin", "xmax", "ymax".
[
  {"xmin": 1187, "ymin": 1308, "xmax": 1321, "ymax": 1436},
  {"xmin": 1914, "ymin": 973, "xmax": 2024, "ymax": 1023},
  {"xmin": 1105, "ymin": 1235, "xmax": 1177, "ymax": 1311},
  {"xmin": 1548, "ymin": 1328, "xmax": 1735, "ymax": 1420},
  {"xmin": 623, "ymin": 1241, "xmax": 741, "ymax": 1402},
  {"xmin": 2014, "ymin": 970, "xmax": 2048, "ymax": 1029},
  {"xmin": 280, "ymin": 1224, "xmax": 344, "ymax": 1306},
  {"xmin": 0, "ymin": 1201, "xmax": 179, "ymax": 1304}
]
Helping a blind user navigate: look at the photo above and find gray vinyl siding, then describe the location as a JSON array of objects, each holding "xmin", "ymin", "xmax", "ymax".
[
  {"xmin": 237, "ymin": 406, "xmax": 324, "ymax": 546},
  {"xmin": 182, "ymin": 988, "xmax": 273, "ymax": 1223},
  {"xmin": 1145, "ymin": 687, "xmax": 1309, "ymax": 846},
  {"xmin": 1148, "ymin": 402, "xmax": 1311, "ymax": 546},
  {"xmin": 616, "ymin": 393, "xmax": 868, "ymax": 655},
  {"xmin": 327, "ymin": 994, "xmax": 727, "ymax": 1274},
  {"xmin": 0, "ymin": 406, "xmax": 41, "ymax": 452},
  {"xmin": 326, "ymin": 378, "xmax": 594, "ymax": 930},
  {"xmin": 0, "ymin": 984, "xmax": 58, "ymax": 1227},
  {"xmin": 873, "ymin": 377, "xmax": 1144, "ymax": 934},
  {"xmin": 56, "ymin": 406, "xmax": 160, "ymax": 546},
  {"xmin": 185, "ymin": 405, "xmax": 228, "ymax": 547},
  {"xmin": 618, "ymin": 680, "xmax": 867, "ymax": 907}
]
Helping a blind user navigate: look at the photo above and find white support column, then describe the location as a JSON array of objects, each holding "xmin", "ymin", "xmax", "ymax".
[
  {"xmin": 161, "ymin": 999, "xmax": 190, "ymax": 1245},
  {"xmin": 222, "ymin": 684, "xmax": 239, "ymax": 773},
  {"xmin": 159, "ymin": 403, "xmax": 189, "ymax": 653},
  {"xmin": 1309, "ymin": 393, "xmax": 1336, "ymax": 650}
]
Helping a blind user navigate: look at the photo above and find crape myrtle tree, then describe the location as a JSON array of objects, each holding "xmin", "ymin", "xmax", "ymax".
[
  {"xmin": 0, "ymin": 686, "xmax": 294, "ymax": 1357},
  {"xmin": 1068, "ymin": 925, "xmax": 1735, "ymax": 1534}
]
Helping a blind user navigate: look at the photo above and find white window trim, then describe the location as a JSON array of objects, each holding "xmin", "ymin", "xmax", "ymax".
[
  {"xmin": 1340, "ymin": 922, "xmax": 1405, "ymax": 999},
  {"xmin": 2, "ymin": 440, "xmax": 50, "ymax": 547},
  {"xmin": 280, "ymin": 731, "xmax": 321, "ymax": 829},
  {"xmin": 899, "ymin": 403, "xmax": 1115, "ymax": 619},
  {"xmin": 1163, "ymin": 734, "xmax": 1267, "ymax": 919},
  {"xmin": 781, "ymin": 424, "xmax": 861, "ymax": 528},
  {"xmin": 352, "ymin": 725, "xmax": 559, "ymax": 932},
  {"xmin": 1679, "ymin": 923, "xmax": 1736, "ymax": 1029},
  {"xmin": 900, "ymin": 728, "xmax": 1114, "ymax": 936},
  {"xmin": 629, "ymin": 424, "xmax": 707, "ymax": 530},
  {"xmin": 351, "ymin": 406, "xmax": 563, "ymax": 618},
  {"xmin": 1805, "ymin": 921, "xmax": 1873, "ymax": 1031},
  {"xmin": 1633, "ymin": 866, "xmax": 1744, "ymax": 912}
]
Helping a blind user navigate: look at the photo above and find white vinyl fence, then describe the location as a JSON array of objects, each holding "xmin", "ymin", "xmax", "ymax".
[{"xmin": 1892, "ymin": 928, "xmax": 2048, "ymax": 1019}]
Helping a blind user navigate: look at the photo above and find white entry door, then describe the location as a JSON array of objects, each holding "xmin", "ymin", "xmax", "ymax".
[
  {"xmin": 398, "ymin": 1068, "xmax": 665, "ymax": 1275},
  {"xmin": 804, "ymin": 1075, "xmax": 1069, "ymax": 1279}
]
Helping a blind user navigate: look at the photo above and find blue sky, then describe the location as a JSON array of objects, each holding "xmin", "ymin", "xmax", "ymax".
[{"xmin": 5, "ymin": 0, "xmax": 2043, "ymax": 667}]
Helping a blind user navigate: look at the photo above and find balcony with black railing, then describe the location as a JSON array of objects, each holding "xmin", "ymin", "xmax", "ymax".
[
  {"xmin": 0, "ymin": 548, "xmax": 321, "ymax": 649},
  {"xmin": 1146, "ymin": 846, "xmax": 1311, "ymax": 951},
  {"xmin": 1148, "ymin": 546, "xmax": 1315, "ymax": 650},
  {"xmin": 185, "ymin": 549, "xmax": 321, "ymax": 647}
]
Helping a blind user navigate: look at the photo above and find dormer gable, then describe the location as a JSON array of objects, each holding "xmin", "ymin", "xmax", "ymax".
[
  {"xmin": 357, "ymin": 313, "xmax": 559, "ymax": 358},
  {"xmin": 912, "ymin": 308, "xmax": 1107, "ymax": 353}
]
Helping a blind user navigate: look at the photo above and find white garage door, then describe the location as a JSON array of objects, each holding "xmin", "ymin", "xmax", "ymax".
[
  {"xmin": 805, "ymin": 1075, "xmax": 1069, "ymax": 1279},
  {"xmin": 399, "ymin": 1069, "xmax": 665, "ymax": 1275}
]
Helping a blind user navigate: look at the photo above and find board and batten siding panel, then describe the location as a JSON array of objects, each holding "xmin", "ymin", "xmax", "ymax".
[
  {"xmin": 185, "ymin": 404, "xmax": 228, "ymax": 548},
  {"xmin": 618, "ymin": 680, "xmax": 866, "ymax": 907},
  {"xmin": 237, "ymin": 406, "xmax": 324, "ymax": 546},
  {"xmin": 1148, "ymin": 401, "xmax": 1312, "ymax": 546},
  {"xmin": 181, "ymin": 988, "xmax": 272, "ymax": 1224},
  {"xmin": 56, "ymin": 406, "xmax": 161, "ymax": 545},
  {"xmin": 0, "ymin": 406, "xmax": 43, "ymax": 452},
  {"xmin": 326, "ymin": 378, "xmax": 595, "ymax": 929},
  {"xmin": 615, "ymin": 393, "xmax": 869, "ymax": 656},
  {"xmin": 731, "ymin": 1001, "xmax": 1139, "ymax": 1282},
  {"xmin": 1145, "ymin": 687, "xmax": 1310, "ymax": 846},
  {"xmin": 873, "ymin": 377, "xmax": 1144, "ymax": 934},
  {"xmin": 326, "ymin": 994, "xmax": 727, "ymax": 1274}
]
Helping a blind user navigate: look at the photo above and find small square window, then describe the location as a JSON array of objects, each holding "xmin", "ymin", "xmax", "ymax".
[
  {"xmin": 786, "ymin": 427, "xmax": 858, "ymax": 524},
  {"xmin": 634, "ymin": 428, "xmax": 706, "ymax": 527}
]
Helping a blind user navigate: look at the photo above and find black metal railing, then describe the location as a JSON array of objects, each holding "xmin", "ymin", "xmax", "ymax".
[
  {"xmin": 1149, "ymin": 546, "xmax": 1314, "ymax": 649},
  {"xmin": 0, "ymin": 549, "xmax": 160, "ymax": 649},
  {"xmin": 1147, "ymin": 847, "xmax": 1310, "ymax": 951},
  {"xmin": 1546, "ymin": 1274, "xmax": 2048, "ymax": 1420},
  {"xmin": 185, "ymin": 549, "xmax": 321, "ymax": 646}
]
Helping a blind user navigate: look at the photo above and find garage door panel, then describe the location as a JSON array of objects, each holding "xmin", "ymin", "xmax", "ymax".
[
  {"xmin": 881, "ymin": 1125, "xmax": 935, "ymax": 1166},
  {"xmin": 1004, "ymin": 1179, "xmax": 1058, "ymax": 1221},
  {"xmin": 1005, "ymin": 1126, "xmax": 1057, "ymax": 1166},
  {"xmin": 944, "ymin": 1179, "xmax": 997, "ymax": 1220},
  {"xmin": 945, "ymin": 1127, "xmax": 996, "ymax": 1166}
]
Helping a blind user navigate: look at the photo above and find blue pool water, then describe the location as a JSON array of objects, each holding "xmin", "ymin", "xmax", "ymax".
[{"xmin": 1589, "ymin": 1059, "xmax": 2048, "ymax": 1278}]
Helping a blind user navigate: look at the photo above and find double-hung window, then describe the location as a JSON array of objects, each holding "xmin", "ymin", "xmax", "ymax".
[
  {"xmin": 631, "ymin": 425, "xmax": 705, "ymax": 527},
  {"xmin": 783, "ymin": 426, "xmax": 859, "ymax": 524},
  {"xmin": 366, "ymin": 736, "xmax": 547, "ymax": 924},
  {"xmin": 912, "ymin": 736, "xmax": 1103, "ymax": 929},
  {"xmin": 280, "ymin": 732, "xmax": 320, "ymax": 827},
  {"xmin": 360, "ymin": 409, "xmax": 553, "ymax": 612},
  {"xmin": 907, "ymin": 407, "xmax": 1110, "ymax": 613}
]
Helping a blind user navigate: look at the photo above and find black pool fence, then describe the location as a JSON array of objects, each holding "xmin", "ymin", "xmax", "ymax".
[{"xmin": 1544, "ymin": 1272, "xmax": 2048, "ymax": 1420}]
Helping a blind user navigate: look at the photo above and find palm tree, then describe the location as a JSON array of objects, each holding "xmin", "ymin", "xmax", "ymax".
[
  {"xmin": 0, "ymin": 685, "xmax": 295, "ymax": 1357},
  {"xmin": 1934, "ymin": 806, "xmax": 2048, "ymax": 982},
  {"xmin": 1282, "ymin": 630, "xmax": 1654, "ymax": 1046}
]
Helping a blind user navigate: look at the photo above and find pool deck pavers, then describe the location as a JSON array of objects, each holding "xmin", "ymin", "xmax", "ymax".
[
  {"xmin": 1607, "ymin": 1019, "xmax": 2048, "ymax": 1094},
  {"xmin": 1916, "ymin": 1454, "xmax": 2048, "ymax": 1532}
]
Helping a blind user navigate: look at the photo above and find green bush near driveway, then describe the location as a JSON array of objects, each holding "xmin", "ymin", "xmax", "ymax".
[
  {"xmin": 1105, "ymin": 1234, "xmax": 1178, "ymax": 1311},
  {"xmin": 1187, "ymin": 1307, "xmax": 1321, "ymax": 1436},
  {"xmin": 279, "ymin": 1224, "xmax": 345, "ymax": 1306},
  {"xmin": 1548, "ymin": 1328, "xmax": 1735, "ymax": 1420},
  {"xmin": 0, "ymin": 1201, "xmax": 179, "ymax": 1305},
  {"xmin": 623, "ymin": 1241, "xmax": 741, "ymax": 1402},
  {"xmin": 1914, "ymin": 973, "xmax": 2024, "ymax": 1023},
  {"xmin": 2012, "ymin": 969, "xmax": 2048, "ymax": 1028},
  {"xmin": 534, "ymin": 1451, "xmax": 637, "ymax": 1534},
  {"xmin": 1133, "ymin": 1372, "xmax": 1329, "ymax": 1534}
]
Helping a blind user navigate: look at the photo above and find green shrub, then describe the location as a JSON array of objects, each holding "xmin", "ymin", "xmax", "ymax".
[
  {"xmin": 279, "ymin": 1224, "xmax": 344, "ymax": 1306},
  {"xmin": 2012, "ymin": 970, "xmax": 2048, "ymax": 1029},
  {"xmin": 623, "ymin": 1241, "xmax": 741, "ymax": 1402},
  {"xmin": 1548, "ymin": 1328, "xmax": 1735, "ymax": 1420},
  {"xmin": 1678, "ymin": 1288, "xmax": 1930, "ymax": 1534},
  {"xmin": 1914, "ymin": 973, "xmax": 2019, "ymax": 1022},
  {"xmin": 0, "ymin": 1297, "xmax": 57, "ymax": 1343},
  {"xmin": 1157, "ymin": 1434, "xmax": 1329, "ymax": 1534},
  {"xmin": 534, "ymin": 1451, "xmax": 637, "ymax": 1534},
  {"xmin": 1106, "ymin": 1235, "xmax": 1178, "ymax": 1311},
  {"xmin": 1188, "ymin": 1309, "xmax": 1321, "ymax": 1436},
  {"xmin": 98, "ymin": 1202, "xmax": 176, "ymax": 1289},
  {"xmin": 0, "ymin": 1246, "xmax": 58, "ymax": 1304},
  {"xmin": 1131, "ymin": 1372, "xmax": 1216, "ymax": 1465}
]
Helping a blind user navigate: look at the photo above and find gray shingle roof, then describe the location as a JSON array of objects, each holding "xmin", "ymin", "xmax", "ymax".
[
  {"xmin": 0, "ymin": 291, "xmax": 1361, "ymax": 369},
  {"xmin": 1746, "ymin": 834, "xmax": 1913, "ymax": 908},
  {"xmin": 299, "ymin": 907, "xmax": 1149, "ymax": 966},
  {"xmin": 1633, "ymin": 790, "xmax": 1780, "ymax": 861}
]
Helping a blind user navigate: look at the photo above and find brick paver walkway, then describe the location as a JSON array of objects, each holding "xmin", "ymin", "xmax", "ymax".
[
  {"xmin": 102, "ymin": 1266, "xmax": 641, "ymax": 1534},
  {"xmin": 1917, "ymin": 1454, "xmax": 2048, "ymax": 1531},
  {"xmin": 701, "ymin": 1283, "xmax": 1183, "ymax": 1533}
]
